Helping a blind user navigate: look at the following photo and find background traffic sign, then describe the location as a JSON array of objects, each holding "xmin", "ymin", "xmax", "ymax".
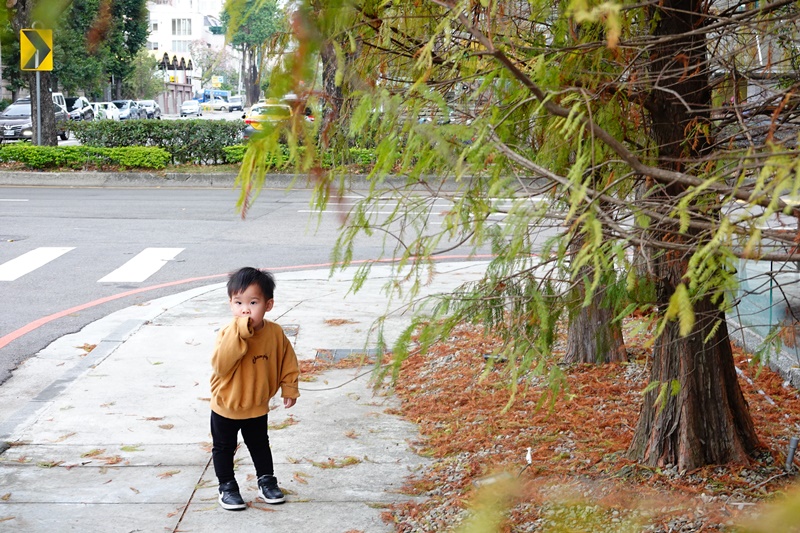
[{"xmin": 20, "ymin": 29, "xmax": 53, "ymax": 71}]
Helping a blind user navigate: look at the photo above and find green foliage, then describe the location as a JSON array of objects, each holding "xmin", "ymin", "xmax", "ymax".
[
  {"xmin": 52, "ymin": 0, "xmax": 107, "ymax": 98},
  {"xmin": 0, "ymin": 144, "xmax": 170, "ymax": 170},
  {"xmin": 229, "ymin": 0, "xmax": 800, "ymax": 442},
  {"xmin": 641, "ymin": 379, "xmax": 681, "ymax": 413},
  {"xmin": 222, "ymin": 0, "xmax": 287, "ymax": 101},
  {"xmin": 70, "ymin": 119, "xmax": 243, "ymax": 165},
  {"xmin": 108, "ymin": 0, "xmax": 150, "ymax": 96},
  {"xmin": 1, "ymin": 0, "xmax": 148, "ymax": 99},
  {"xmin": 123, "ymin": 49, "xmax": 165, "ymax": 100},
  {"xmin": 661, "ymin": 284, "xmax": 696, "ymax": 338},
  {"xmin": 223, "ymin": 143, "xmax": 376, "ymax": 169}
]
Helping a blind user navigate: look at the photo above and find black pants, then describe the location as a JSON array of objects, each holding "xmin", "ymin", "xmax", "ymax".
[{"xmin": 210, "ymin": 411, "xmax": 274, "ymax": 484}]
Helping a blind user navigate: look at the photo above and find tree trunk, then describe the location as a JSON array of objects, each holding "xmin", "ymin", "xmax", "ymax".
[
  {"xmin": 240, "ymin": 45, "xmax": 247, "ymax": 103},
  {"xmin": 246, "ymin": 47, "xmax": 259, "ymax": 105},
  {"xmin": 628, "ymin": 0, "xmax": 761, "ymax": 470},
  {"xmin": 319, "ymin": 40, "xmax": 342, "ymax": 149},
  {"xmin": 565, "ymin": 289, "xmax": 627, "ymax": 364},
  {"xmin": 565, "ymin": 237, "xmax": 627, "ymax": 364},
  {"xmin": 629, "ymin": 253, "xmax": 761, "ymax": 468},
  {"xmin": 26, "ymin": 71, "xmax": 58, "ymax": 146}
]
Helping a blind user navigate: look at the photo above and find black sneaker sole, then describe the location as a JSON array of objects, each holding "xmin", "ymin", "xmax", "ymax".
[
  {"xmin": 258, "ymin": 493, "xmax": 285, "ymax": 504},
  {"xmin": 218, "ymin": 493, "xmax": 247, "ymax": 510}
]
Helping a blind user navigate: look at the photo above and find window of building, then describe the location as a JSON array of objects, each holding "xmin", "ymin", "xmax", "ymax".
[
  {"xmin": 147, "ymin": 41, "xmax": 159, "ymax": 50},
  {"xmin": 172, "ymin": 19, "xmax": 191, "ymax": 36},
  {"xmin": 172, "ymin": 40, "xmax": 191, "ymax": 53}
]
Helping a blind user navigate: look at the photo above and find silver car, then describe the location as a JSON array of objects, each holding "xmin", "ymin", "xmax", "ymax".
[
  {"xmin": 180, "ymin": 100, "xmax": 202, "ymax": 117},
  {"xmin": 137, "ymin": 100, "xmax": 162, "ymax": 119},
  {"xmin": 112, "ymin": 100, "xmax": 140, "ymax": 120},
  {"xmin": 92, "ymin": 102, "xmax": 121, "ymax": 121}
]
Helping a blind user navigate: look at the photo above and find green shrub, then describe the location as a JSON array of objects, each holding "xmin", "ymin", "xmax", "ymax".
[
  {"xmin": 222, "ymin": 144, "xmax": 247, "ymax": 163},
  {"xmin": 70, "ymin": 119, "xmax": 244, "ymax": 165},
  {"xmin": 223, "ymin": 144, "xmax": 293, "ymax": 168},
  {"xmin": 223, "ymin": 144, "xmax": 376, "ymax": 170},
  {"xmin": 0, "ymin": 144, "xmax": 170, "ymax": 170}
]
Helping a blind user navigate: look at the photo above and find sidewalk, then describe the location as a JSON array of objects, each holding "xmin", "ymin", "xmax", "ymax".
[{"xmin": 0, "ymin": 261, "xmax": 489, "ymax": 532}]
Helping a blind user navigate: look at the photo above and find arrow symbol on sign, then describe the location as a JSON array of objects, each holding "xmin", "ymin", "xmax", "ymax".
[{"xmin": 22, "ymin": 30, "xmax": 51, "ymax": 70}]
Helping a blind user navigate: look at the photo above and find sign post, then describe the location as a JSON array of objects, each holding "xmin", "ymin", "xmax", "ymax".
[{"xmin": 20, "ymin": 28, "xmax": 53, "ymax": 146}]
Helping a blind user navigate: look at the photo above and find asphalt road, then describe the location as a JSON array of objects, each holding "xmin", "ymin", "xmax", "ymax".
[{"xmin": 0, "ymin": 185, "xmax": 391, "ymax": 384}]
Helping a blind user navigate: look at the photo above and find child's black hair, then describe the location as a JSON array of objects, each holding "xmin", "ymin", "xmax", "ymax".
[{"xmin": 227, "ymin": 267, "xmax": 275, "ymax": 300}]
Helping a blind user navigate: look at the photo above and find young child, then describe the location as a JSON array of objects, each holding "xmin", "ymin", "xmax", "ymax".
[{"xmin": 210, "ymin": 267, "xmax": 300, "ymax": 510}]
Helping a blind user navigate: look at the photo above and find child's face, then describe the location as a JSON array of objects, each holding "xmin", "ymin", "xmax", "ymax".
[{"xmin": 229, "ymin": 283, "xmax": 274, "ymax": 328}]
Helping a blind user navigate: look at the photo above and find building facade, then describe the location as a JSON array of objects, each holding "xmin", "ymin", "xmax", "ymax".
[{"xmin": 145, "ymin": 0, "xmax": 239, "ymax": 112}]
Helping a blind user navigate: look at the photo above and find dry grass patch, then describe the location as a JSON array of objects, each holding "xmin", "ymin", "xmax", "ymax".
[{"xmin": 383, "ymin": 322, "xmax": 800, "ymax": 532}]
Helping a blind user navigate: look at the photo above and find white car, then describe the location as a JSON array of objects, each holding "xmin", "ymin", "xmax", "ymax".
[
  {"xmin": 180, "ymin": 99, "xmax": 202, "ymax": 117},
  {"xmin": 208, "ymin": 97, "xmax": 241, "ymax": 112},
  {"xmin": 228, "ymin": 95, "xmax": 244, "ymax": 111},
  {"xmin": 92, "ymin": 102, "xmax": 120, "ymax": 121}
]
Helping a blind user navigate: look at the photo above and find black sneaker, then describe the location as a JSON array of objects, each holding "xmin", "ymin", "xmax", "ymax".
[
  {"xmin": 257, "ymin": 475, "xmax": 285, "ymax": 504},
  {"xmin": 218, "ymin": 480, "xmax": 246, "ymax": 510}
]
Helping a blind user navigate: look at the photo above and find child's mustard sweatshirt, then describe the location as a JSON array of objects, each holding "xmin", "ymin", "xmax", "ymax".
[{"xmin": 210, "ymin": 316, "xmax": 300, "ymax": 419}]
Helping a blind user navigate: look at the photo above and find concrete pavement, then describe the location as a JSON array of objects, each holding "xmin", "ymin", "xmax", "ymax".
[{"xmin": 0, "ymin": 261, "xmax": 489, "ymax": 532}]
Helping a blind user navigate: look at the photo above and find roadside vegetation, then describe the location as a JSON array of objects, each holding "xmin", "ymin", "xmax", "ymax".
[
  {"xmin": 301, "ymin": 319, "xmax": 800, "ymax": 532},
  {"xmin": 0, "ymin": 119, "xmax": 377, "ymax": 172},
  {"xmin": 387, "ymin": 321, "xmax": 800, "ymax": 532},
  {"xmin": 233, "ymin": 0, "xmax": 800, "ymax": 529}
]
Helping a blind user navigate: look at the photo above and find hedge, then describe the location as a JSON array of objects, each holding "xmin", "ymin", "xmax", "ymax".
[
  {"xmin": 0, "ymin": 144, "xmax": 171, "ymax": 170},
  {"xmin": 222, "ymin": 144, "xmax": 376, "ymax": 169},
  {"xmin": 70, "ymin": 119, "xmax": 244, "ymax": 165}
]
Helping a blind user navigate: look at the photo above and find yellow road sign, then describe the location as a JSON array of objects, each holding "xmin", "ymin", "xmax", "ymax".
[{"xmin": 20, "ymin": 29, "xmax": 53, "ymax": 71}]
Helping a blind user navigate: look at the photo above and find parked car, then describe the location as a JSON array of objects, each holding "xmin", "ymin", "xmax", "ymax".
[
  {"xmin": 52, "ymin": 92, "xmax": 66, "ymax": 113},
  {"xmin": 180, "ymin": 99, "xmax": 202, "ymax": 117},
  {"xmin": 137, "ymin": 99, "xmax": 161, "ymax": 119},
  {"xmin": 0, "ymin": 98, "xmax": 70, "ymax": 141},
  {"xmin": 132, "ymin": 100, "xmax": 146, "ymax": 118},
  {"xmin": 64, "ymin": 96, "xmax": 94, "ymax": 121},
  {"xmin": 242, "ymin": 101, "xmax": 293, "ymax": 140},
  {"xmin": 92, "ymin": 101, "xmax": 121, "ymax": 121},
  {"xmin": 112, "ymin": 99, "xmax": 140, "ymax": 120},
  {"xmin": 89, "ymin": 103, "xmax": 106, "ymax": 120},
  {"xmin": 208, "ymin": 97, "xmax": 229, "ymax": 112},
  {"xmin": 227, "ymin": 95, "xmax": 244, "ymax": 111}
]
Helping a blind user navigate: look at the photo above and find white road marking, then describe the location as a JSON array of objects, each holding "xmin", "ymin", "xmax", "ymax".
[
  {"xmin": 0, "ymin": 247, "xmax": 75, "ymax": 281},
  {"xmin": 0, "ymin": 199, "xmax": 28, "ymax": 202},
  {"xmin": 98, "ymin": 248, "xmax": 184, "ymax": 283}
]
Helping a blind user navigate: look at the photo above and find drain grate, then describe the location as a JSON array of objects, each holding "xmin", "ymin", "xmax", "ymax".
[
  {"xmin": 315, "ymin": 348, "xmax": 380, "ymax": 363},
  {"xmin": 281, "ymin": 324, "xmax": 300, "ymax": 339}
]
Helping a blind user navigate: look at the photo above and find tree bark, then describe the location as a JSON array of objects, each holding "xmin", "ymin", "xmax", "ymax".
[
  {"xmin": 565, "ymin": 288, "xmax": 627, "ymax": 364},
  {"xmin": 246, "ymin": 47, "xmax": 259, "ymax": 104},
  {"xmin": 9, "ymin": 0, "xmax": 57, "ymax": 146},
  {"xmin": 565, "ymin": 237, "xmax": 627, "ymax": 364},
  {"xmin": 629, "ymin": 253, "xmax": 761, "ymax": 468},
  {"xmin": 628, "ymin": 0, "xmax": 761, "ymax": 470},
  {"xmin": 319, "ymin": 40, "xmax": 342, "ymax": 148},
  {"xmin": 25, "ymin": 71, "xmax": 58, "ymax": 146}
]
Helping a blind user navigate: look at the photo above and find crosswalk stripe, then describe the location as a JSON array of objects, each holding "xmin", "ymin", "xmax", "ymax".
[
  {"xmin": 97, "ymin": 248, "xmax": 184, "ymax": 283},
  {"xmin": 0, "ymin": 247, "xmax": 75, "ymax": 281}
]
